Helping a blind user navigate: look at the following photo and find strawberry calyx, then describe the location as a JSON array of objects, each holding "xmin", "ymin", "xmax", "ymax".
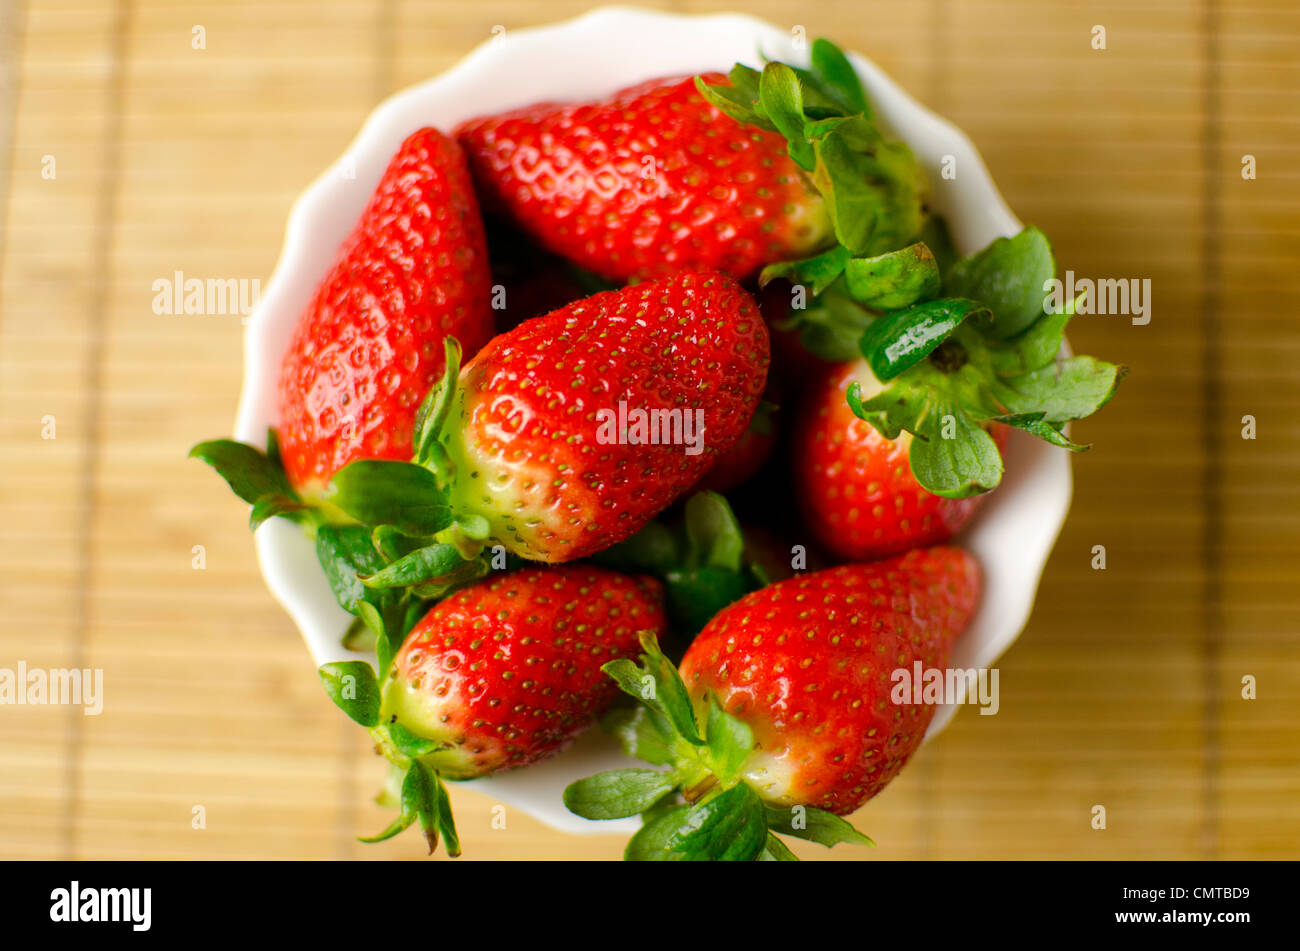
[
  {"xmin": 562, "ymin": 631, "xmax": 874, "ymax": 861},
  {"xmin": 696, "ymin": 38, "xmax": 925, "ymax": 264},
  {"xmin": 699, "ymin": 38, "xmax": 1125, "ymax": 499},
  {"xmin": 841, "ymin": 226, "xmax": 1125, "ymax": 498},
  {"xmin": 771, "ymin": 225, "xmax": 1126, "ymax": 498},
  {"xmin": 318, "ymin": 659, "xmax": 462, "ymax": 856},
  {"xmin": 592, "ymin": 491, "xmax": 767, "ymax": 639},
  {"xmin": 189, "ymin": 429, "xmax": 318, "ymax": 533}
]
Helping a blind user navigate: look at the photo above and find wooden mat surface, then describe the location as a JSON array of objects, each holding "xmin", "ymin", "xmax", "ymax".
[{"xmin": 1, "ymin": 0, "xmax": 1297, "ymax": 860}]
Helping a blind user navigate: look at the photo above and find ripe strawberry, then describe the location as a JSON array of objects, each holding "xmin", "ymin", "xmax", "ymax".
[
  {"xmin": 376, "ymin": 269, "xmax": 771, "ymax": 564},
  {"xmin": 320, "ymin": 563, "xmax": 667, "ymax": 856},
  {"xmin": 382, "ymin": 565, "xmax": 666, "ymax": 778},
  {"xmin": 680, "ymin": 548, "xmax": 978, "ymax": 815},
  {"xmin": 456, "ymin": 39, "xmax": 927, "ymax": 286},
  {"xmin": 277, "ymin": 127, "xmax": 494, "ymax": 493},
  {"xmin": 794, "ymin": 358, "xmax": 1008, "ymax": 560},
  {"xmin": 563, "ymin": 548, "xmax": 980, "ymax": 860},
  {"xmin": 455, "ymin": 74, "xmax": 831, "ymax": 284}
]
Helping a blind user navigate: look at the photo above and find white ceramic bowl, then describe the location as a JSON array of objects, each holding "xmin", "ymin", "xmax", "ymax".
[{"xmin": 233, "ymin": 6, "xmax": 1070, "ymax": 835}]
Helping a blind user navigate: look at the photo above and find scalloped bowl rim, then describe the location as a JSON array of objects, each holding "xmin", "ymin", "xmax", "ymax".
[{"xmin": 232, "ymin": 6, "xmax": 1071, "ymax": 836}]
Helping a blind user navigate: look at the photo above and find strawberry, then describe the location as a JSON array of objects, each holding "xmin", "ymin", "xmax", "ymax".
[
  {"xmin": 319, "ymin": 563, "xmax": 667, "ymax": 855},
  {"xmin": 563, "ymin": 547, "xmax": 980, "ymax": 860},
  {"xmin": 456, "ymin": 75, "xmax": 828, "ymax": 284},
  {"xmin": 314, "ymin": 269, "xmax": 770, "ymax": 569},
  {"xmin": 795, "ymin": 358, "xmax": 1008, "ymax": 560},
  {"xmin": 384, "ymin": 565, "xmax": 664, "ymax": 775},
  {"xmin": 276, "ymin": 126, "xmax": 494, "ymax": 494},
  {"xmin": 455, "ymin": 40, "xmax": 925, "ymax": 284}
]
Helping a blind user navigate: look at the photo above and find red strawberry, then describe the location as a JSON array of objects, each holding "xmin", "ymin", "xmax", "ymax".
[
  {"xmin": 419, "ymin": 270, "xmax": 770, "ymax": 562},
  {"xmin": 277, "ymin": 127, "xmax": 494, "ymax": 494},
  {"xmin": 455, "ymin": 74, "xmax": 832, "ymax": 284},
  {"xmin": 794, "ymin": 359, "xmax": 1008, "ymax": 560},
  {"xmin": 381, "ymin": 564, "xmax": 666, "ymax": 779},
  {"xmin": 680, "ymin": 548, "xmax": 978, "ymax": 815},
  {"xmin": 563, "ymin": 548, "xmax": 980, "ymax": 860}
]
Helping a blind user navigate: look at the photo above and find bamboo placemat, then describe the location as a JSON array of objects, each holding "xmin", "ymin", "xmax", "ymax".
[{"xmin": 1, "ymin": 0, "xmax": 1296, "ymax": 860}]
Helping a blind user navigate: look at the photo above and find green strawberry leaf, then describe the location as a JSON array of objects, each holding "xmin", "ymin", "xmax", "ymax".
[
  {"xmin": 812, "ymin": 132, "xmax": 883, "ymax": 255},
  {"xmin": 314, "ymin": 524, "xmax": 410, "ymax": 673},
  {"xmin": 664, "ymin": 567, "xmax": 752, "ymax": 638},
  {"xmin": 603, "ymin": 632, "xmax": 703, "ymax": 746},
  {"xmin": 988, "ymin": 300, "xmax": 1075, "ymax": 375},
  {"xmin": 764, "ymin": 805, "xmax": 875, "ymax": 849},
  {"xmin": 413, "ymin": 338, "xmax": 462, "ymax": 469},
  {"xmin": 429, "ymin": 770, "xmax": 460, "ymax": 857},
  {"xmin": 593, "ymin": 493, "xmax": 762, "ymax": 638},
  {"xmin": 371, "ymin": 524, "xmax": 428, "ymax": 562},
  {"xmin": 945, "ymin": 226, "xmax": 1056, "ymax": 339},
  {"xmin": 341, "ymin": 615, "xmax": 377, "ymax": 652},
  {"xmin": 682, "ymin": 491, "xmax": 744, "ymax": 571},
  {"xmin": 843, "ymin": 242, "xmax": 942, "ymax": 310},
  {"xmin": 726, "ymin": 63, "xmax": 762, "ymax": 107},
  {"xmin": 991, "ymin": 412, "xmax": 1088, "ymax": 451},
  {"xmin": 703, "ymin": 37, "xmax": 923, "ymax": 269},
  {"xmin": 694, "ymin": 74, "xmax": 773, "ymax": 132},
  {"xmin": 328, "ymin": 460, "xmax": 452, "ymax": 536},
  {"xmin": 624, "ymin": 782, "xmax": 767, "ymax": 861},
  {"xmin": 845, "ymin": 379, "xmax": 928, "ymax": 441},
  {"xmin": 387, "ymin": 721, "xmax": 445, "ymax": 759},
  {"xmin": 318, "ymin": 660, "xmax": 380, "ymax": 727},
  {"xmin": 992, "ymin": 355, "xmax": 1126, "ymax": 424},
  {"xmin": 809, "ymin": 37, "xmax": 868, "ymax": 116},
  {"xmin": 909, "ymin": 403, "xmax": 1004, "ymax": 498},
  {"xmin": 640, "ymin": 790, "xmax": 683, "ymax": 826},
  {"xmin": 704, "ymin": 693, "xmax": 755, "ymax": 785},
  {"xmin": 602, "ymin": 705, "xmax": 677, "ymax": 765},
  {"xmin": 783, "ymin": 285, "xmax": 874, "ymax": 362},
  {"xmin": 399, "ymin": 760, "xmax": 443, "ymax": 855},
  {"xmin": 360, "ymin": 542, "xmax": 469, "ymax": 589},
  {"xmin": 859, "ymin": 297, "xmax": 989, "ymax": 381},
  {"xmin": 758, "ymin": 62, "xmax": 815, "ymax": 171},
  {"xmin": 248, "ymin": 493, "xmax": 309, "ymax": 531},
  {"xmin": 563, "ymin": 768, "xmax": 679, "ymax": 820},
  {"xmin": 315, "ymin": 525, "xmax": 388, "ymax": 617},
  {"xmin": 760, "ymin": 832, "xmax": 801, "ymax": 861},
  {"xmin": 189, "ymin": 437, "xmax": 297, "ymax": 505},
  {"xmin": 759, "ymin": 244, "xmax": 850, "ymax": 295},
  {"xmin": 357, "ymin": 808, "xmax": 415, "ymax": 844},
  {"xmin": 359, "ymin": 761, "xmax": 456, "ymax": 855}
]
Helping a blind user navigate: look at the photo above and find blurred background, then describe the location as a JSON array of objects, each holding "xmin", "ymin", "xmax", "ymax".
[{"xmin": 1, "ymin": 0, "xmax": 1296, "ymax": 860}]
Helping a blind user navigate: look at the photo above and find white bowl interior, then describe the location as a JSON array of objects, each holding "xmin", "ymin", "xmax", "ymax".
[{"xmin": 233, "ymin": 7, "xmax": 1070, "ymax": 835}]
